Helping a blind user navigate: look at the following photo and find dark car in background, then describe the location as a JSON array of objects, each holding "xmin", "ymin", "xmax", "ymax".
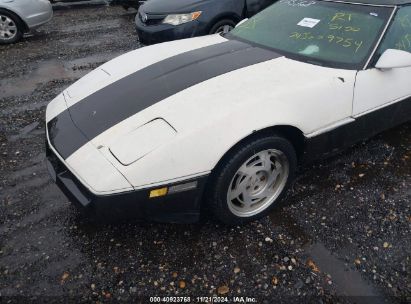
[
  {"xmin": 135, "ymin": 0, "xmax": 276, "ymax": 44},
  {"xmin": 110, "ymin": 0, "xmax": 144, "ymax": 9}
]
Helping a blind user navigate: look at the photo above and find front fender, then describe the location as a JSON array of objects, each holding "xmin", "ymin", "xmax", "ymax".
[{"xmin": 106, "ymin": 58, "xmax": 356, "ymax": 188}]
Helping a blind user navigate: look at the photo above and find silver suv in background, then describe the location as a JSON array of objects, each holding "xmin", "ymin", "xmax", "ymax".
[{"xmin": 0, "ymin": 0, "xmax": 53, "ymax": 44}]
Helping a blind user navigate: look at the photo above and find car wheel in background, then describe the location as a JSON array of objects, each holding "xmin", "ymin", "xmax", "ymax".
[
  {"xmin": 208, "ymin": 134, "xmax": 297, "ymax": 225},
  {"xmin": 209, "ymin": 19, "xmax": 236, "ymax": 35},
  {"xmin": 0, "ymin": 9, "xmax": 23, "ymax": 44}
]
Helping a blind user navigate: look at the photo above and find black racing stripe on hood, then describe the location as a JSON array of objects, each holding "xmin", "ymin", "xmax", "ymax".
[
  {"xmin": 49, "ymin": 39, "xmax": 281, "ymax": 159},
  {"xmin": 48, "ymin": 110, "xmax": 89, "ymax": 160}
]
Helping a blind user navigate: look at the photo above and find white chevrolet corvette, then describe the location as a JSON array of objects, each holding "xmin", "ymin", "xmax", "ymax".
[{"xmin": 46, "ymin": 0, "xmax": 411, "ymax": 224}]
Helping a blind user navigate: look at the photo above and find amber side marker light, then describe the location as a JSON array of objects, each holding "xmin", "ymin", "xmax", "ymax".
[
  {"xmin": 149, "ymin": 181, "xmax": 198, "ymax": 199},
  {"xmin": 149, "ymin": 187, "xmax": 168, "ymax": 198}
]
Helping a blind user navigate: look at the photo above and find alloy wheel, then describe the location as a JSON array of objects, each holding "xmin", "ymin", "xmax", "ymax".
[
  {"xmin": 227, "ymin": 149, "xmax": 289, "ymax": 217},
  {"xmin": 0, "ymin": 14, "xmax": 17, "ymax": 41}
]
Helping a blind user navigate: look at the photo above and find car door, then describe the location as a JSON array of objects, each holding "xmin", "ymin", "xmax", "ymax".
[
  {"xmin": 245, "ymin": 0, "xmax": 277, "ymax": 17},
  {"xmin": 352, "ymin": 6, "xmax": 411, "ymax": 132}
]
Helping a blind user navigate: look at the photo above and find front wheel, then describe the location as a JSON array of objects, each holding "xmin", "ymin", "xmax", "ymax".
[
  {"xmin": 208, "ymin": 134, "xmax": 297, "ymax": 225},
  {"xmin": 0, "ymin": 10, "xmax": 23, "ymax": 44}
]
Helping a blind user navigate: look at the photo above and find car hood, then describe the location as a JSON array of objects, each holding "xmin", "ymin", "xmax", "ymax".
[
  {"xmin": 65, "ymin": 37, "xmax": 281, "ymax": 151},
  {"xmin": 140, "ymin": 0, "xmax": 213, "ymax": 13}
]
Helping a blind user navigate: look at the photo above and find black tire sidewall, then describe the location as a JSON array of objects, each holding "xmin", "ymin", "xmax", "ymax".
[
  {"xmin": 209, "ymin": 135, "xmax": 297, "ymax": 225},
  {"xmin": 0, "ymin": 9, "xmax": 23, "ymax": 44},
  {"xmin": 209, "ymin": 19, "xmax": 236, "ymax": 35}
]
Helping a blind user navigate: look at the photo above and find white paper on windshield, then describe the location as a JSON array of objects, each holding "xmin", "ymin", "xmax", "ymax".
[{"xmin": 297, "ymin": 18, "xmax": 320, "ymax": 28}]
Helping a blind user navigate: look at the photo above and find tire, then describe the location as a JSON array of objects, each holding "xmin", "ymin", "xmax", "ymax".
[
  {"xmin": 0, "ymin": 9, "xmax": 24, "ymax": 44},
  {"xmin": 208, "ymin": 134, "xmax": 297, "ymax": 225},
  {"xmin": 209, "ymin": 19, "xmax": 236, "ymax": 35}
]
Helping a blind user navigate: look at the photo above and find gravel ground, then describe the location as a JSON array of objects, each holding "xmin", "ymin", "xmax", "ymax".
[{"xmin": 0, "ymin": 5, "xmax": 410, "ymax": 303}]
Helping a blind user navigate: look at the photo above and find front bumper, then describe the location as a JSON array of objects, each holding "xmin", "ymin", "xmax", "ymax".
[
  {"xmin": 135, "ymin": 16, "xmax": 205, "ymax": 45},
  {"xmin": 46, "ymin": 143, "xmax": 208, "ymax": 223}
]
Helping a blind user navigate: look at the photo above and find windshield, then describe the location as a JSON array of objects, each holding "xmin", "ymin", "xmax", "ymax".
[{"xmin": 228, "ymin": 0, "xmax": 394, "ymax": 69}]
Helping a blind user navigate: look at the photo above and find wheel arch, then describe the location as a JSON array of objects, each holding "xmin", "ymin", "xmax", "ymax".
[
  {"xmin": 215, "ymin": 125, "xmax": 305, "ymax": 172},
  {"xmin": 0, "ymin": 7, "xmax": 29, "ymax": 32}
]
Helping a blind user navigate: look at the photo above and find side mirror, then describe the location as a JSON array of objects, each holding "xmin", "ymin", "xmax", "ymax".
[
  {"xmin": 236, "ymin": 18, "xmax": 248, "ymax": 28},
  {"xmin": 375, "ymin": 49, "xmax": 411, "ymax": 69}
]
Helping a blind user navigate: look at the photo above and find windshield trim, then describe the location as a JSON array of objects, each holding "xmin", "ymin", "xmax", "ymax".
[{"xmin": 225, "ymin": 2, "xmax": 396, "ymax": 70}]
